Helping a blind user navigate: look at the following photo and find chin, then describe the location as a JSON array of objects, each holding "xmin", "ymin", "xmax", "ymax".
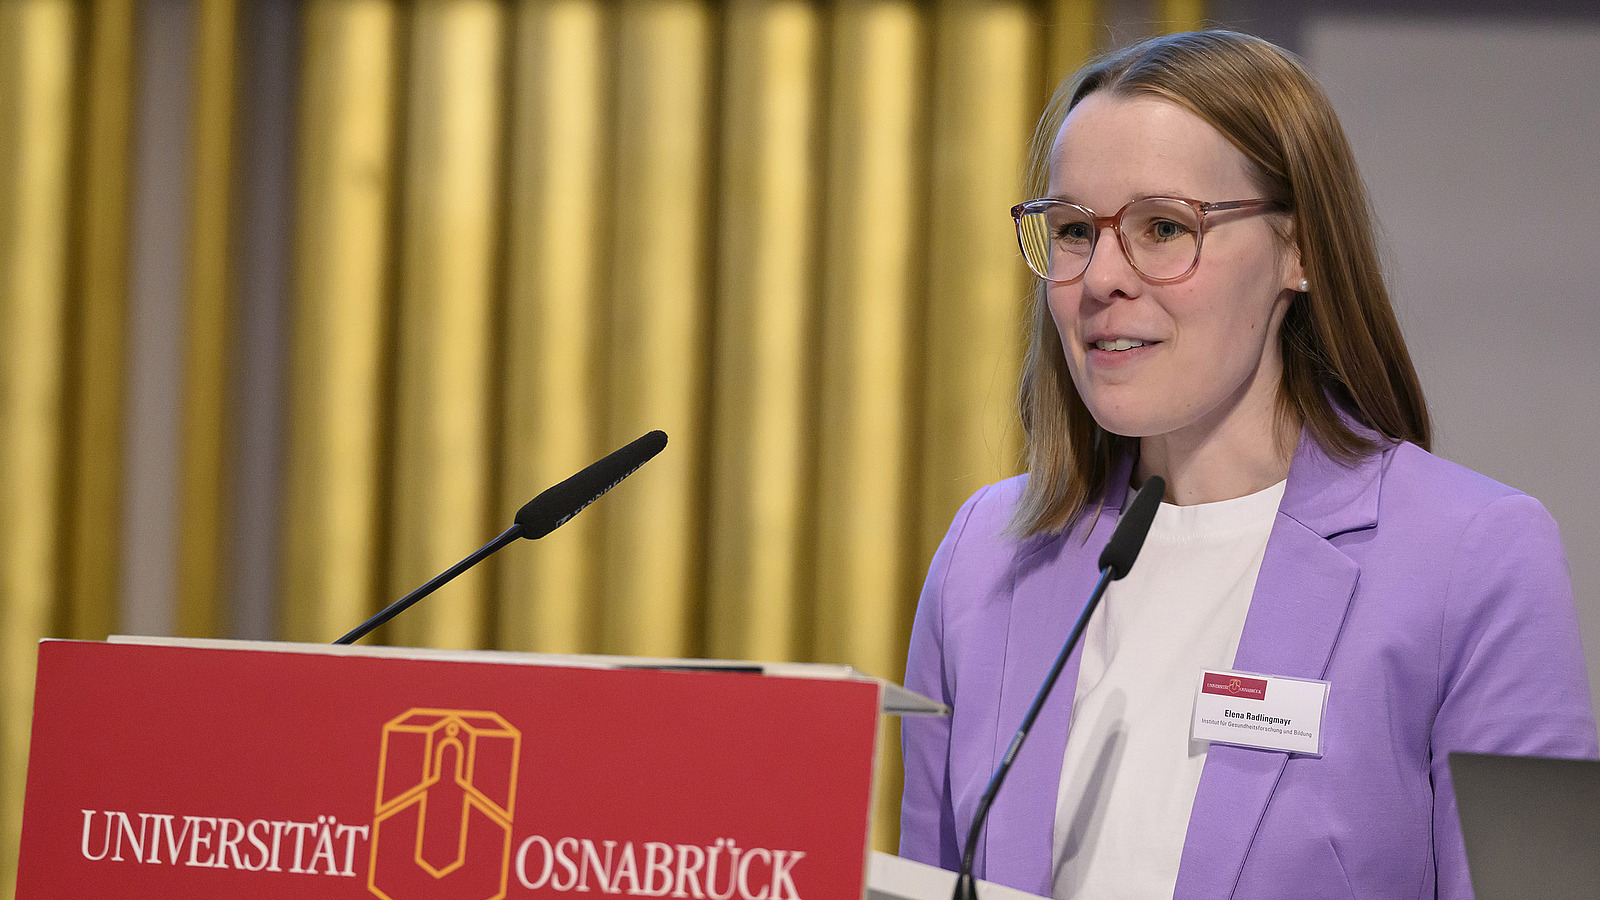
[
  {"xmin": 1085, "ymin": 412, "xmax": 1164, "ymax": 440},
  {"xmin": 1079, "ymin": 396, "xmax": 1175, "ymax": 440}
]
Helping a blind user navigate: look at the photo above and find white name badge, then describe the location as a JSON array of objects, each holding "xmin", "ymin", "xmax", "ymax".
[{"xmin": 1190, "ymin": 669, "xmax": 1330, "ymax": 756}]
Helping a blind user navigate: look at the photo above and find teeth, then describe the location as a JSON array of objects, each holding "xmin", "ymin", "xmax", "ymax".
[{"xmin": 1095, "ymin": 338, "xmax": 1148, "ymax": 351}]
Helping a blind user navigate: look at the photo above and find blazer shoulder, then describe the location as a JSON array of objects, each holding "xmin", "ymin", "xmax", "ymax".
[
  {"xmin": 944, "ymin": 474, "xmax": 1031, "ymax": 549},
  {"xmin": 925, "ymin": 474, "xmax": 1041, "ymax": 595},
  {"xmin": 1382, "ymin": 441, "xmax": 1547, "ymax": 524}
]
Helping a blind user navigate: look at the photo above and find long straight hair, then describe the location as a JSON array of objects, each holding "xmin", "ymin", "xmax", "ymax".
[{"xmin": 1012, "ymin": 30, "xmax": 1430, "ymax": 537}]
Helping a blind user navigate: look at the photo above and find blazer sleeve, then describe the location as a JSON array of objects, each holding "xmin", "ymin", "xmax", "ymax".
[
  {"xmin": 1429, "ymin": 492, "xmax": 1599, "ymax": 899},
  {"xmin": 899, "ymin": 485, "xmax": 993, "ymax": 871}
]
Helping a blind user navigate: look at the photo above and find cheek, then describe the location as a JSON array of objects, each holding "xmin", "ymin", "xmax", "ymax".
[
  {"xmin": 1196, "ymin": 249, "xmax": 1290, "ymax": 338},
  {"xmin": 1045, "ymin": 286, "xmax": 1082, "ymax": 347}
]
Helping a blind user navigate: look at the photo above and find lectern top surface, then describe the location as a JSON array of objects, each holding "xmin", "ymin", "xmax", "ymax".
[{"xmin": 98, "ymin": 635, "xmax": 950, "ymax": 716}]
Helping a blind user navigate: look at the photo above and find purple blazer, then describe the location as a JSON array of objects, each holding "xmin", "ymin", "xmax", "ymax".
[{"xmin": 900, "ymin": 433, "xmax": 1598, "ymax": 899}]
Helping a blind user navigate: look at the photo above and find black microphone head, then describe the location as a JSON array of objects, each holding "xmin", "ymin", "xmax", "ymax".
[
  {"xmin": 514, "ymin": 430, "xmax": 667, "ymax": 539},
  {"xmin": 1097, "ymin": 475, "xmax": 1164, "ymax": 580}
]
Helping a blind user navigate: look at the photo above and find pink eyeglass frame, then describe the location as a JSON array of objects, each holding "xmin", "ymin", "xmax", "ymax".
[{"xmin": 1009, "ymin": 196, "xmax": 1285, "ymax": 284}]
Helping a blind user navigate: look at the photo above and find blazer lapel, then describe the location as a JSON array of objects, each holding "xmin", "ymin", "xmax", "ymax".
[
  {"xmin": 1173, "ymin": 433, "xmax": 1384, "ymax": 899},
  {"xmin": 982, "ymin": 459, "xmax": 1132, "ymax": 893}
]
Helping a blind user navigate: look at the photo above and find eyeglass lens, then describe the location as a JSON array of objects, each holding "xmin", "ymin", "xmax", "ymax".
[{"xmin": 1018, "ymin": 198, "xmax": 1202, "ymax": 282}]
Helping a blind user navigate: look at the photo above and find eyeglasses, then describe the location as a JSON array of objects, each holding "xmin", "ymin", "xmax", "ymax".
[{"xmin": 1010, "ymin": 196, "xmax": 1284, "ymax": 284}]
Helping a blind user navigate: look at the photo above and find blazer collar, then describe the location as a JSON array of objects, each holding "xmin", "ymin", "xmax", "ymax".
[
  {"xmin": 1276, "ymin": 426, "xmax": 1385, "ymax": 540},
  {"xmin": 1174, "ymin": 429, "xmax": 1388, "ymax": 899},
  {"xmin": 980, "ymin": 452, "xmax": 1134, "ymax": 893},
  {"xmin": 977, "ymin": 432, "xmax": 1390, "ymax": 895}
]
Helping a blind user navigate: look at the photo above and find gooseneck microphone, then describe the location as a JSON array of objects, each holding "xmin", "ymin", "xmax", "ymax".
[
  {"xmin": 333, "ymin": 430, "xmax": 668, "ymax": 645},
  {"xmin": 951, "ymin": 475, "xmax": 1165, "ymax": 900}
]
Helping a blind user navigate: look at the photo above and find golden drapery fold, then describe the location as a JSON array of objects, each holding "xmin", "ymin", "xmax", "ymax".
[
  {"xmin": 706, "ymin": 0, "xmax": 822, "ymax": 666},
  {"xmin": 499, "ymin": 0, "xmax": 610, "ymax": 655},
  {"xmin": 386, "ymin": 0, "xmax": 507, "ymax": 650},
  {"xmin": 0, "ymin": 1, "xmax": 1222, "ymax": 885},
  {"xmin": 0, "ymin": 3, "xmax": 79, "ymax": 891},
  {"xmin": 177, "ymin": 0, "xmax": 242, "ymax": 639},
  {"xmin": 283, "ymin": 0, "xmax": 401, "ymax": 645}
]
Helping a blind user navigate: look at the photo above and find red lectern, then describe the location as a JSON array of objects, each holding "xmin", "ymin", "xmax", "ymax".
[{"xmin": 15, "ymin": 637, "xmax": 951, "ymax": 900}]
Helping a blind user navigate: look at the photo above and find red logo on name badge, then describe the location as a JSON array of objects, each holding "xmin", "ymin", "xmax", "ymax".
[{"xmin": 1202, "ymin": 672, "xmax": 1268, "ymax": 700}]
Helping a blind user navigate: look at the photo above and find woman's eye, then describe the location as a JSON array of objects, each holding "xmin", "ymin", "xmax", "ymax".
[
  {"xmin": 1148, "ymin": 219, "xmax": 1189, "ymax": 241},
  {"xmin": 1058, "ymin": 222, "xmax": 1092, "ymax": 243}
]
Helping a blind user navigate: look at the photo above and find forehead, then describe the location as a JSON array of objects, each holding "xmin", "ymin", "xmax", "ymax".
[{"xmin": 1049, "ymin": 92, "xmax": 1257, "ymax": 204}]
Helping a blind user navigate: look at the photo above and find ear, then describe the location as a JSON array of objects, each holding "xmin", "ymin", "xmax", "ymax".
[
  {"xmin": 1283, "ymin": 260, "xmax": 1307, "ymax": 294},
  {"xmin": 1277, "ymin": 223, "xmax": 1306, "ymax": 294}
]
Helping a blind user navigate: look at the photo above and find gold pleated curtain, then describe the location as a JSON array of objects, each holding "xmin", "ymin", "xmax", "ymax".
[{"xmin": 0, "ymin": 0, "xmax": 1205, "ymax": 892}]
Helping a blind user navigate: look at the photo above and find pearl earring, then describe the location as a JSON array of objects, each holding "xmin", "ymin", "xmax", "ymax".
[{"xmin": 1297, "ymin": 278, "xmax": 1309, "ymax": 292}]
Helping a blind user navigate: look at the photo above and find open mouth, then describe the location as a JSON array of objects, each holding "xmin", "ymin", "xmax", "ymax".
[{"xmin": 1091, "ymin": 338, "xmax": 1155, "ymax": 352}]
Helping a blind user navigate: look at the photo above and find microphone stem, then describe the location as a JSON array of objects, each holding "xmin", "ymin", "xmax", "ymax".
[
  {"xmin": 954, "ymin": 565, "xmax": 1115, "ymax": 900},
  {"xmin": 333, "ymin": 523, "xmax": 524, "ymax": 646}
]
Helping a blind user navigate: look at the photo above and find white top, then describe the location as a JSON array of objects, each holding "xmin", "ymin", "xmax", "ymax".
[{"xmin": 1050, "ymin": 479, "xmax": 1286, "ymax": 900}]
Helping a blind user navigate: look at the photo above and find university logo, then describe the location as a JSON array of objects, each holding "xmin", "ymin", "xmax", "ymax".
[
  {"xmin": 1201, "ymin": 671, "xmax": 1267, "ymax": 701},
  {"xmin": 370, "ymin": 709, "xmax": 522, "ymax": 900}
]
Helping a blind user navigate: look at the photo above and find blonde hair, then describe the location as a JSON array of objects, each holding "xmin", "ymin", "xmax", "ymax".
[{"xmin": 1013, "ymin": 30, "xmax": 1430, "ymax": 537}]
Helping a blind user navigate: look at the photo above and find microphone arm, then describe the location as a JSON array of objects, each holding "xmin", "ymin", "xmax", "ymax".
[
  {"xmin": 952, "ymin": 476, "xmax": 1165, "ymax": 900},
  {"xmin": 950, "ymin": 567, "xmax": 1113, "ymax": 900},
  {"xmin": 333, "ymin": 430, "xmax": 668, "ymax": 646},
  {"xmin": 333, "ymin": 525, "xmax": 523, "ymax": 645}
]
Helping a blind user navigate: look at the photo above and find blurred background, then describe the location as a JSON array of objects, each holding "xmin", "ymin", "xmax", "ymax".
[{"xmin": 2, "ymin": 0, "xmax": 1597, "ymax": 896}]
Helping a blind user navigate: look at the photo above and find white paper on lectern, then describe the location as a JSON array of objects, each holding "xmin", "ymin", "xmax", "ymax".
[
  {"xmin": 105, "ymin": 635, "xmax": 949, "ymax": 716},
  {"xmin": 867, "ymin": 852, "xmax": 1048, "ymax": 900}
]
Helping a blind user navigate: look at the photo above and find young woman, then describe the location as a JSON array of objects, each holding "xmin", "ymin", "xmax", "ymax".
[{"xmin": 899, "ymin": 30, "xmax": 1596, "ymax": 900}]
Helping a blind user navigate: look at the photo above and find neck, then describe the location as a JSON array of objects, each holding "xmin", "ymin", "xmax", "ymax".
[{"xmin": 1136, "ymin": 402, "xmax": 1298, "ymax": 506}]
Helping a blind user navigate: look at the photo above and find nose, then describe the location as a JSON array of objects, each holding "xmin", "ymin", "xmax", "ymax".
[{"xmin": 1080, "ymin": 225, "xmax": 1141, "ymax": 301}]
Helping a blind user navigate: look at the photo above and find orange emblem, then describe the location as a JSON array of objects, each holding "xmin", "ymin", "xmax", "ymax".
[{"xmin": 369, "ymin": 709, "xmax": 520, "ymax": 900}]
